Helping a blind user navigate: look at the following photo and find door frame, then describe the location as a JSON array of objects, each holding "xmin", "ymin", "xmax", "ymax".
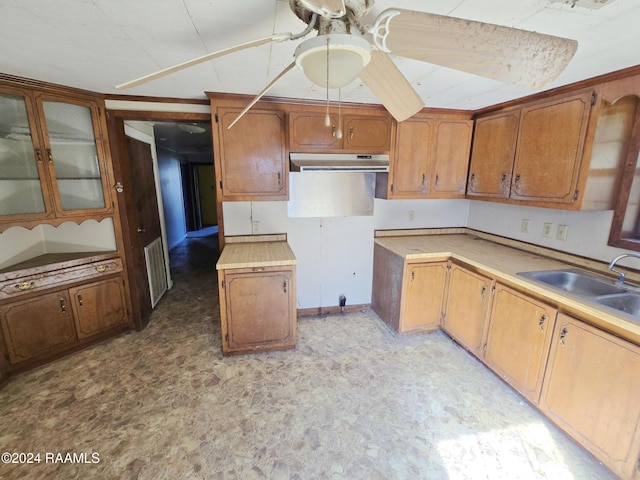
[{"xmin": 106, "ymin": 109, "xmax": 211, "ymax": 329}]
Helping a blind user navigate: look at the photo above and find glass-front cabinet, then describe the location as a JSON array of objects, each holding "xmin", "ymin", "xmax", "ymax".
[{"xmin": 0, "ymin": 86, "xmax": 111, "ymax": 228}]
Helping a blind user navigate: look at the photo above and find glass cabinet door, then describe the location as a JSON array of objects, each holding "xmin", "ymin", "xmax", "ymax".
[
  {"xmin": 0, "ymin": 92, "xmax": 47, "ymax": 216},
  {"xmin": 40, "ymin": 99, "xmax": 106, "ymax": 211}
]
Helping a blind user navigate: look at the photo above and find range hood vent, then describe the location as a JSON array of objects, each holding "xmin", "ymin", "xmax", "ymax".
[{"xmin": 290, "ymin": 153, "xmax": 389, "ymax": 173}]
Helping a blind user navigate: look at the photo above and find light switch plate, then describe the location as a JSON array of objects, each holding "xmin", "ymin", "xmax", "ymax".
[
  {"xmin": 543, "ymin": 222, "xmax": 554, "ymax": 237},
  {"xmin": 521, "ymin": 219, "xmax": 530, "ymax": 233}
]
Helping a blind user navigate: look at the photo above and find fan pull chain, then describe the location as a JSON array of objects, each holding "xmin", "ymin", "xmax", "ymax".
[
  {"xmin": 336, "ymin": 88, "xmax": 343, "ymax": 139},
  {"xmin": 325, "ymin": 37, "xmax": 331, "ymax": 127}
]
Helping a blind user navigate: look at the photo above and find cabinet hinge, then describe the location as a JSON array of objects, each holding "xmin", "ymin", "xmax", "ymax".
[
  {"xmin": 215, "ymin": 113, "xmax": 219, "ymax": 123},
  {"xmin": 591, "ymin": 91, "xmax": 597, "ymax": 106},
  {"xmin": 219, "ymin": 180, "xmax": 223, "ymax": 190},
  {"xmin": 573, "ymin": 190, "xmax": 579, "ymax": 202},
  {"xmin": 221, "ymin": 280, "xmax": 225, "ymax": 289},
  {"xmin": 225, "ymin": 334, "xmax": 228, "ymax": 342},
  {"xmin": 390, "ymin": 184, "xmax": 394, "ymax": 194}
]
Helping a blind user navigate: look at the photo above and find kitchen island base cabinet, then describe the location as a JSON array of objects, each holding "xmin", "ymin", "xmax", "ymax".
[
  {"xmin": 484, "ymin": 284, "xmax": 556, "ymax": 404},
  {"xmin": 218, "ymin": 266, "xmax": 296, "ymax": 356},
  {"xmin": 540, "ymin": 313, "xmax": 640, "ymax": 480},
  {"xmin": 442, "ymin": 264, "xmax": 493, "ymax": 358}
]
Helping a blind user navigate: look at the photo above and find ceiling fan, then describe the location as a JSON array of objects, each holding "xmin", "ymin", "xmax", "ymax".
[{"xmin": 116, "ymin": 0, "xmax": 578, "ymax": 128}]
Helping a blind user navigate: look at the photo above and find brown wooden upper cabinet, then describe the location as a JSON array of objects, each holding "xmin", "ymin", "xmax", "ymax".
[
  {"xmin": 289, "ymin": 108, "xmax": 392, "ymax": 152},
  {"xmin": 0, "ymin": 85, "xmax": 113, "ymax": 230},
  {"xmin": 380, "ymin": 113, "xmax": 472, "ymax": 199},
  {"xmin": 468, "ymin": 89, "xmax": 596, "ymax": 208},
  {"xmin": 214, "ymin": 106, "xmax": 288, "ymax": 201}
]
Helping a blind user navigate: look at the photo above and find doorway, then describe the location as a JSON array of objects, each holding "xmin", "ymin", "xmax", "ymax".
[{"xmin": 107, "ymin": 110, "xmax": 214, "ymax": 329}]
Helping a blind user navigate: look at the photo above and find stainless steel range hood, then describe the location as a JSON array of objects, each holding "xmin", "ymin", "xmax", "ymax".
[{"xmin": 290, "ymin": 153, "xmax": 389, "ymax": 173}]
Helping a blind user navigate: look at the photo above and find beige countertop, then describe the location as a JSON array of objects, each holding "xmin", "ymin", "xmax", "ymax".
[
  {"xmin": 375, "ymin": 233, "xmax": 640, "ymax": 346},
  {"xmin": 216, "ymin": 241, "xmax": 296, "ymax": 271}
]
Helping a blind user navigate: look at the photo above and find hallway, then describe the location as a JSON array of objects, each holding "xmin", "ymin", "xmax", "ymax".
[{"xmin": 0, "ymin": 235, "xmax": 616, "ymax": 479}]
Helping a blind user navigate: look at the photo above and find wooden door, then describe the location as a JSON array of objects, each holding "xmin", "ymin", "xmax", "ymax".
[
  {"xmin": 289, "ymin": 110, "xmax": 340, "ymax": 150},
  {"xmin": 217, "ymin": 108, "xmax": 287, "ymax": 200},
  {"xmin": 124, "ymin": 136, "xmax": 163, "ymax": 327},
  {"xmin": 70, "ymin": 277, "xmax": 128, "ymax": 339},
  {"xmin": 0, "ymin": 290, "xmax": 75, "ymax": 364},
  {"xmin": 511, "ymin": 90, "xmax": 593, "ymax": 203},
  {"xmin": 401, "ymin": 262, "xmax": 447, "ymax": 333},
  {"xmin": 467, "ymin": 111, "xmax": 519, "ymax": 198},
  {"xmin": 442, "ymin": 264, "xmax": 492, "ymax": 358},
  {"xmin": 196, "ymin": 164, "xmax": 217, "ymax": 227},
  {"xmin": 430, "ymin": 119, "xmax": 473, "ymax": 197},
  {"xmin": 540, "ymin": 314, "xmax": 640, "ymax": 479},
  {"xmin": 343, "ymin": 115, "xmax": 392, "ymax": 151},
  {"xmin": 484, "ymin": 284, "xmax": 556, "ymax": 403},
  {"xmin": 389, "ymin": 118, "xmax": 433, "ymax": 198},
  {"xmin": 222, "ymin": 269, "xmax": 295, "ymax": 353}
]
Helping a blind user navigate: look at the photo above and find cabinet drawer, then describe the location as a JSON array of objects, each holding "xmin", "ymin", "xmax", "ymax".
[{"xmin": 0, "ymin": 258, "xmax": 123, "ymax": 301}]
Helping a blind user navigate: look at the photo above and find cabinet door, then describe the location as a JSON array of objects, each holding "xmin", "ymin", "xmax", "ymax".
[
  {"xmin": 0, "ymin": 86, "xmax": 53, "ymax": 220},
  {"xmin": 222, "ymin": 269, "xmax": 295, "ymax": 353},
  {"xmin": 401, "ymin": 262, "xmax": 447, "ymax": 333},
  {"xmin": 511, "ymin": 90, "xmax": 593, "ymax": 203},
  {"xmin": 289, "ymin": 111, "xmax": 340, "ymax": 150},
  {"xmin": 343, "ymin": 115, "xmax": 392, "ymax": 151},
  {"xmin": 217, "ymin": 108, "xmax": 287, "ymax": 200},
  {"xmin": 69, "ymin": 277, "xmax": 128, "ymax": 339},
  {"xmin": 389, "ymin": 117, "xmax": 433, "ymax": 198},
  {"xmin": 467, "ymin": 111, "xmax": 519, "ymax": 198},
  {"xmin": 37, "ymin": 94, "xmax": 110, "ymax": 214},
  {"xmin": 431, "ymin": 119, "xmax": 473, "ymax": 197},
  {"xmin": 484, "ymin": 284, "xmax": 556, "ymax": 403},
  {"xmin": 540, "ymin": 314, "xmax": 640, "ymax": 479},
  {"xmin": 0, "ymin": 291, "xmax": 76, "ymax": 364},
  {"xmin": 442, "ymin": 264, "xmax": 492, "ymax": 357}
]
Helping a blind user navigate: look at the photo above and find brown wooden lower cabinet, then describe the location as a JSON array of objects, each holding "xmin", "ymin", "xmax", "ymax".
[
  {"xmin": 0, "ymin": 274, "xmax": 130, "ymax": 371},
  {"xmin": 483, "ymin": 283, "xmax": 557, "ymax": 404},
  {"xmin": 540, "ymin": 313, "xmax": 640, "ymax": 479},
  {"xmin": 218, "ymin": 266, "xmax": 296, "ymax": 355},
  {"xmin": 70, "ymin": 277, "xmax": 129, "ymax": 339},
  {"xmin": 371, "ymin": 246, "xmax": 447, "ymax": 334},
  {"xmin": 401, "ymin": 262, "xmax": 448, "ymax": 333},
  {"xmin": 442, "ymin": 264, "xmax": 493, "ymax": 358},
  {"xmin": 0, "ymin": 290, "xmax": 76, "ymax": 364}
]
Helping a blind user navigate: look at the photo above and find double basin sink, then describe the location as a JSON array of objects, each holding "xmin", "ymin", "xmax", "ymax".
[{"xmin": 517, "ymin": 269, "xmax": 640, "ymax": 323}]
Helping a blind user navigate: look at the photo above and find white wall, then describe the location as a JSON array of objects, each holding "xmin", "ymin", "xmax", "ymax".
[
  {"xmin": 156, "ymin": 146, "xmax": 188, "ymax": 249},
  {"xmin": 223, "ymin": 198, "xmax": 469, "ymax": 309},
  {"xmin": 467, "ymin": 201, "xmax": 627, "ymax": 262}
]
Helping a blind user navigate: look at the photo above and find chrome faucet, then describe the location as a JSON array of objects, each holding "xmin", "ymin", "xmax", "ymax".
[{"xmin": 608, "ymin": 253, "xmax": 640, "ymax": 284}]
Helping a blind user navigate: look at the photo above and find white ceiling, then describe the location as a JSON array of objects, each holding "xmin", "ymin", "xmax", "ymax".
[{"xmin": 2, "ymin": 0, "xmax": 639, "ymax": 111}]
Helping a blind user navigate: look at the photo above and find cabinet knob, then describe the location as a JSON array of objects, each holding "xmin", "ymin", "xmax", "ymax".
[
  {"xmin": 46, "ymin": 148, "xmax": 53, "ymax": 163},
  {"xmin": 77, "ymin": 294, "xmax": 83, "ymax": 307},
  {"xmin": 137, "ymin": 227, "xmax": 146, "ymax": 233},
  {"xmin": 349, "ymin": 127, "xmax": 354, "ymax": 139},
  {"xmin": 468, "ymin": 173, "xmax": 476, "ymax": 192},
  {"xmin": 59, "ymin": 298, "xmax": 66, "ymax": 313},
  {"xmin": 512, "ymin": 174, "xmax": 522, "ymax": 195},
  {"xmin": 95, "ymin": 264, "xmax": 107, "ymax": 273}
]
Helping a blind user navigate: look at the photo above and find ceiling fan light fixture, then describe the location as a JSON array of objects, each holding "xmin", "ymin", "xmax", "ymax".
[{"xmin": 295, "ymin": 34, "xmax": 371, "ymax": 89}]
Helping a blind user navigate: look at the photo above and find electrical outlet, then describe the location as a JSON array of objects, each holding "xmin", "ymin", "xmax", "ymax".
[
  {"xmin": 521, "ymin": 219, "xmax": 530, "ymax": 233},
  {"xmin": 408, "ymin": 211, "xmax": 415, "ymax": 222},
  {"xmin": 557, "ymin": 225, "xmax": 569, "ymax": 241},
  {"xmin": 252, "ymin": 220, "xmax": 260, "ymax": 233},
  {"xmin": 543, "ymin": 222, "xmax": 554, "ymax": 238}
]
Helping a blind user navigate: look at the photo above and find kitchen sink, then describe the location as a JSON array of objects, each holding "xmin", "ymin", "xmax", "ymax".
[
  {"xmin": 517, "ymin": 269, "xmax": 627, "ymax": 296},
  {"xmin": 518, "ymin": 268, "xmax": 640, "ymax": 323},
  {"xmin": 594, "ymin": 293, "xmax": 640, "ymax": 317}
]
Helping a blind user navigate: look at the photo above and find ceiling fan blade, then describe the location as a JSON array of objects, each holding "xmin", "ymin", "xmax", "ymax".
[
  {"xmin": 371, "ymin": 9, "xmax": 578, "ymax": 90},
  {"xmin": 298, "ymin": 0, "xmax": 346, "ymax": 19},
  {"xmin": 115, "ymin": 33, "xmax": 293, "ymax": 90},
  {"xmin": 359, "ymin": 49, "xmax": 424, "ymax": 122},
  {"xmin": 227, "ymin": 62, "xmax": 297, "ymax": 129}
]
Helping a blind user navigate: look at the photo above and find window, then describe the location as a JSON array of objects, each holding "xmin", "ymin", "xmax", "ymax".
[{"xmin": 608, "ymin": 95, "xmax": 640, "ymax": 250}]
